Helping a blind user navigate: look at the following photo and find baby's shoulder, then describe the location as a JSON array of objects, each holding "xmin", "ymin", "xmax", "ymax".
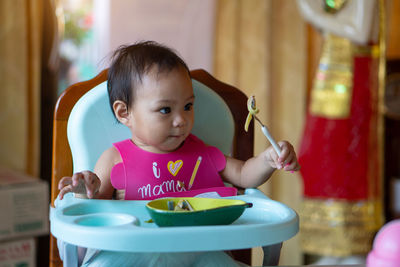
[{"xmin": 99, "ymin": 146, "xmax": 122, "ymax": 165}]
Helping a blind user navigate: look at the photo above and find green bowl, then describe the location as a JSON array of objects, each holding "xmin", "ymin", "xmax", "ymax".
[{"xmin": 145, "ymin": 197, "xmax": 252, "ymax": 227}]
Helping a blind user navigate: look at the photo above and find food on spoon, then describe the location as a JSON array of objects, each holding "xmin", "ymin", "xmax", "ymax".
[{"xmin": 244, "ymin": 95, "xmax": 259, "ymax": 132}]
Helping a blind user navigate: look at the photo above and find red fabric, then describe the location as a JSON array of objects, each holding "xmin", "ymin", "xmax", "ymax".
[{"xmin": 299, "ymin": 56, "xmax": 379, "ymax": 200}]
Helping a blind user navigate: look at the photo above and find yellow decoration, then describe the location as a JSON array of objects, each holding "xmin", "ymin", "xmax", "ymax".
[
  {"xmin": 309, "ymin": 34, "xmax": 354, "ymax": 118},
  {"xmin": 167, "ymin": 160, "xmax": 183, "ymax": 176},
  {"xmin": 300, "ymin": 198, "xmax": 383, "ymax": 256}
]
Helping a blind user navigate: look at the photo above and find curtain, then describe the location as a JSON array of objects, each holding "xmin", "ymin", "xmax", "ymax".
[
  {"xmin": 0, "ymin": 1, "xmax": 58, "ymax": 266},
  {"xmin": 0, "ymin": 0, "xmax": 43, "ymax": 176},
  {"xmin": 0, "ymin": 0, "xmax": 58, "ymax": 180},
  {"xmin": 214, "ymin": 0, "xmax": 306, "ymax": 265}
]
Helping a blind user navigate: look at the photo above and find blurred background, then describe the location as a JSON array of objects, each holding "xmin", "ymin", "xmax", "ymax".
[{"xmin": 1, "ymin": 0, "xmax": 400, "ymax": 266}]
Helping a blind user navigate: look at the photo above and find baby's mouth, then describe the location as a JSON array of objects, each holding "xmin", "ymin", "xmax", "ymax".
[
  {"xmin": 170, "ymin": 134, "xmax": 184, "ymax": 138},
  {"xmin": 170, "ymin": 131, "xmax": 187, "ymax": 138}
]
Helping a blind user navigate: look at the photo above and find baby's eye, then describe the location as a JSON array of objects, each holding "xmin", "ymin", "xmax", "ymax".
[
  {"xmin": 160, "ymin": 107, "xmax": 171, "ymax": 114},
  {"xmin": 184, "ymin": 103, "xmax": 193, "ymax": 111}
]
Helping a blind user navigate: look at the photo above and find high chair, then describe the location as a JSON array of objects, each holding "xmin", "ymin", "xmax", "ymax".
[{"xmin": 49, "ymin": 69, "xmax": 298, "ymax": 267}]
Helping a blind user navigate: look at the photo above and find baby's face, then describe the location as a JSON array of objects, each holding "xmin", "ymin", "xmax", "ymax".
[{"xmin": 127, "ymin": 66, "xmax": 194, "ymax": 153}]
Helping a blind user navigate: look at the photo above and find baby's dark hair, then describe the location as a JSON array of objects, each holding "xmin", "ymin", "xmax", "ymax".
[{"xmin": 107, "ymin": 41, "xmax": 190, "ymax": 116}]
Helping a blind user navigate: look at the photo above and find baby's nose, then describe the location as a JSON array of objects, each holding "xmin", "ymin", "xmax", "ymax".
[{"xmin": 173, "ymin": 113, "xmax": 186, "ymax": 127}]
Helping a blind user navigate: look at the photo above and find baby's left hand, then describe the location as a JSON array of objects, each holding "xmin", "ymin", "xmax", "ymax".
[{"xmin": 265, "ymin": 141, "xmax": 300, "ymax": 172}]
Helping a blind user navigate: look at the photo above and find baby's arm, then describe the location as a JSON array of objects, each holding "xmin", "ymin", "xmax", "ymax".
[
  {"xmin": 58, "ymin": 147, "xmax": 120, "ymax": 200},
  {"xmin": 221, "ymin": 140, "xmax": 300, "ymax": 188}
]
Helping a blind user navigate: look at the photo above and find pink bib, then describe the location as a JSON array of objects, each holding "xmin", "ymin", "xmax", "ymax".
[{"xmin": 110, "ymin": 134, "xmax": 228, "ymax": 200}]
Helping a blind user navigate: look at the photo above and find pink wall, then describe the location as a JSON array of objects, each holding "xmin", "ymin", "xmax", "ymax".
[{"xmin": 94, "ymin": 0, "xmax": 216, "ymax": 72}]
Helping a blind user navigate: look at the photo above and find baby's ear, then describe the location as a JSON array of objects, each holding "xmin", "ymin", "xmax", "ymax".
[{"xmin": 113, "ymin": 101, "xmax": 130, "ymax": 125}]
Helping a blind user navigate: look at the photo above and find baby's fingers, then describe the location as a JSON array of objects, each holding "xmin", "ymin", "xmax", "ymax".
[
  {"xmin": 58, "ymin": 176, "xmax": 72, "ymax": 190},
  {"xmin": 276, "ymin": 141, "xmax": 300, "ymax": 172},
  {"xmin": 81, "ymin": 171, "xmax": 100, "ymax": 198},
  {"xmin": 281, "ymin": 150, "xmax": 297, "ymax": 168},
  {"xmin": 58, "ymin": 173, "xmax": 89, "ymax": 196},
  {"xmin": 266, "ymin": 147, "xmax": 283, "ymax": 169},
  {"xmin": 67, "ymin": 173, "xmax": 86, "ymax": 194},
  {"xmin": 282, "ymin": 150, "xmax": 300, "ymax": 172},
  {"xmin": 58, "ymin": 176, "xmax": 75, "ymax": 200},
  {"xmin": 58, "ymin": 183, "xmax": 74, "ymax": 200},
  {"xmin": 277, "ymin": 141, "xmax": 292, "ymax": 163},
  {"xmin": 284, "ymin": 160, "xmax": 301, "ymax": 172}
]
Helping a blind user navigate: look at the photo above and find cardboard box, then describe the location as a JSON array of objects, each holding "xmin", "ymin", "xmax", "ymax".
[
  {"xmin": 0, "ymin": 238, "xmax": 35, "ymax": 267},
  {"xmin": 0, "ymin": 167, "xmax": 49, "ymax": 241}
]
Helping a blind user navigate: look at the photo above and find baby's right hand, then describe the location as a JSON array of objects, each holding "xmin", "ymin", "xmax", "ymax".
[{"xmin": 58, "ymin": 171, "xmax": 101, "ymax": 200}]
